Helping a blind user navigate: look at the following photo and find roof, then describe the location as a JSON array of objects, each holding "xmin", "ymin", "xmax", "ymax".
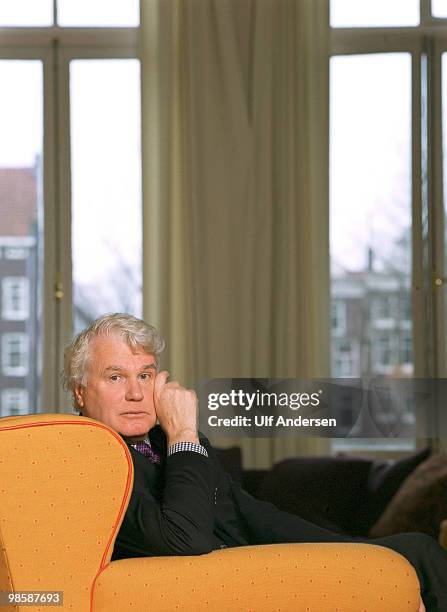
[{"xmin": 0, "ymin": 168, "xmax": 37, "ymax": 237}]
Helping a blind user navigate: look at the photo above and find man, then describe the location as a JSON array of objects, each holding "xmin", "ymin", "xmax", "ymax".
[{"xmin": 63, "ymin": 313, "xmax": 446, "ymax": 611}]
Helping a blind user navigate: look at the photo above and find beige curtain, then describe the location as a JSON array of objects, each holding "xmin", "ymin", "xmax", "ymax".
[{"xmin": 141, "ymin": 0, "xmax": 330, "ymax": 467}]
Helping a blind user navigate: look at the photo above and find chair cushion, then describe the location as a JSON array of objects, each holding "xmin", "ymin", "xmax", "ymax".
[{"xmin": 92, "ymin": 543, "xmax": 420, "ymax": 612}]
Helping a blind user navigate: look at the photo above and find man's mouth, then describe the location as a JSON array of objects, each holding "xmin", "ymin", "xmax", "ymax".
[{"xmin": 121, "ymin": 411, "xmax": 148, "ymax": 416}]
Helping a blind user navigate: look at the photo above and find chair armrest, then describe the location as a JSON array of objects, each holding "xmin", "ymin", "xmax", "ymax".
[{"xmin": 92, "ymin": 543, "xmax": 420, "ymax": 611}]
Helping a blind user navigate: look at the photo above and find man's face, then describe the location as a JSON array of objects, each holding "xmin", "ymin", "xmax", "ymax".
[{"xmin": 74, "ymin": 334, "xmax": 157, "ymax": 441}]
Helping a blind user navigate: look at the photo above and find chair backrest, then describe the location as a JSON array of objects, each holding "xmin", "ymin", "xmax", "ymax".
[{"xmin": 0, "ymin": 414, "xmax": 133, "ymax": 611}]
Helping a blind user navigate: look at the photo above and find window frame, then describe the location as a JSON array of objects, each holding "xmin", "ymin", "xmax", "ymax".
[
  {"xmin": 330, "ymin": 31, "xmax": 425, "ymax": 369},
  {"xmin": 0, "ymin": 23, "xmax": 140, "ymax": 411},
  {"xmin": 329, "ymin": 0, "xmax": 447, "ymax": 452}
]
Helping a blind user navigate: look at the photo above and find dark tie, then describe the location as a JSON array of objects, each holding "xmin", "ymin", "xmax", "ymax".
[{"xmin": 132, "ymin": 441, "xmax": 162, "ymax": 464}]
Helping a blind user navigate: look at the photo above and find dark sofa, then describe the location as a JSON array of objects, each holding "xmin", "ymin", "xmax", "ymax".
[{"xmin": 214, "ymin": 445, "xmax": 447, "ymax": 541}]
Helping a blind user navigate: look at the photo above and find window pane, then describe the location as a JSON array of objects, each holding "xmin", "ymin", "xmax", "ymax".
[
  {"xmin": 330, "ymin": 0, "xmax": 419, "ymax": 27},
  {"xmin": 70, "ymin": 60, "xmax": 142, "ymax": 334},
  {"xmin": 0, "ymin": 61, "xmax": 43, "ymax": 416},
  {"xmin": 432, "ymin": 0, "xmax": 447, "ymax": 18},
  {"xmin": 330, "ymin": 54, "xmax": 414, "ymax": 446},
  {"xmin": 0, "ymin": 0, "xmax": 52, "ymax": 26},
  {"xmin": 58, "ymin": 0, "xmax": 139, "ymax": 26}
]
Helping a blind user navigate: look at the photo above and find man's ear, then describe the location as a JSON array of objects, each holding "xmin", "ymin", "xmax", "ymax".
[{"xmin": 74, "ymin": 385, "xmax": 84, "ymax": 409}]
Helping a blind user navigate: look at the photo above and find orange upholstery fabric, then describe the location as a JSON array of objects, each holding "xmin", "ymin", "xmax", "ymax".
[
  {"xmin": 93, "ymin": 543, "xmax": 420, "ymax": 612},
  {"xmin": 0, "ymin": 414, "xmax": 133, "ymax": 611},
  {"xmin": 0, "ymin": 414, "xmax": 421, "ymax": 612}
]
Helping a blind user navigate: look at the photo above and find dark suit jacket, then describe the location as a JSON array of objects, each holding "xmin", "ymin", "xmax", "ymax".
[{"xmin": 112, "ymin": 425, "xmax": 305, "ymax": 560}]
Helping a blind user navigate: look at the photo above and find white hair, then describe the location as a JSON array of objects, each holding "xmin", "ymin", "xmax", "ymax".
[{"xmin": 62, "ymin": 313, "xmax": 165, "ymax": 406}]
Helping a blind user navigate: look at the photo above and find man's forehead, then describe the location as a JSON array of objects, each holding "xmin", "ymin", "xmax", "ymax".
[{"xmin": 88, "ymin": 334, "xmax": 156, "ymax": 363}]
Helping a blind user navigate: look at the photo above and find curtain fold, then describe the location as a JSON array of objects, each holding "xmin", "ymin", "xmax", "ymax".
[{"xmin": 141, "ymin": 0, "xmax": 330, "ymax": 467}]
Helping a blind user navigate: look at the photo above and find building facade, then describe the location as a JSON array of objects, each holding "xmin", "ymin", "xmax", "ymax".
[{"xmin": 0, "ymin": 167, "xmax": 39, "ymax": 416}]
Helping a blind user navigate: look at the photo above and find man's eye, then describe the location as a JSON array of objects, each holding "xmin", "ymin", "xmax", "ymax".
[
  {"xmin": 110, "ymin": 375, "xmax": 121, "ymax": 381},
  {"xmin": 139, "ymin": 372, "xmax": 153, "ymax": 380}
]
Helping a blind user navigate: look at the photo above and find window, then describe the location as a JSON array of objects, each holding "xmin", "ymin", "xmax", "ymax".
[
  {"xmin": 374, "ymin": 333, "xmax": 393, "ymax": 369},
  {"xmin": 4, "ymin": 248, "xmax": 28, "ymax": 260},
  {"xmin": 333, "ymin": 340, "xmax": 357, "ymax": 377},
  {"xmin": 0, "ymin": 1, "xmax": 139, "ymax": 27},
  {"xmin": 330, "ymin": 0, "xmax": 420, "ymax": 28},
  {"xmin": 331, "ymin": 300, "xmax": 347, "ymax": 336},
  {"xmin": 330, "ymin": 1, "xmax": 447, "ymax": 450},
  {"xmin": 0, "ymin": 62, "xmax": 42, "ymax": 406},
  {"xmin": 0, "ymin": 3, "xmax": 142, "ymax": 410},
  {"xmin": 0, "ymin": 1, "xmax": 52, "ymax": 26},
  {"xmin": 373, "ymin": 296, "xmax": 394, "ymax": 321},
  {"xmin": 432, "ymin": 0, "xmax": 447, "ymax": 17},
  {"xmin": 57, "ymin": 0, "xmax": 139, "ymax": 27},
  {"xmin": 70, "ymin": 59, "xmax": 142, "ymax": 333},
  {"xmin": 2, "ymin": 333, "xmax": 28, "ymax": 376},
  {"xmin": 1, "ymin": 388, "xmax": 28, "ymax": 416},
  {"xmin": 2, "ymin": 277, "xmax": 29, "ymax": 320},
  {"xmin": 330, "ymin": 51, "xmax": 413, "ymax": 383}
]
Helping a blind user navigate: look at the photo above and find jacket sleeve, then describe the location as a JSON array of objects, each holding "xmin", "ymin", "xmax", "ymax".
[{"xmin": 113, "ymin": 450, "xmax": 217, "ymax": 558}]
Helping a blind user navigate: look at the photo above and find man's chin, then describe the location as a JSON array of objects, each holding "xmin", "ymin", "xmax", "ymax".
[{"xmin": 117, "ymin": 415, "xmax": 155, "ymax": 438}]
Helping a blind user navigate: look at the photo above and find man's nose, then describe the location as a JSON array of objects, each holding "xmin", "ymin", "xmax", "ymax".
[{"xmin": 125, "ymin": 378, "xmax": 144, "ymax": 401}]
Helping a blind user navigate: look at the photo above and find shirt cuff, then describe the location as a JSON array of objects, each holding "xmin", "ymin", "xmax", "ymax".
[{"xmin": 167, "ymin": 441, "xmax": 209, "ymax": 458}]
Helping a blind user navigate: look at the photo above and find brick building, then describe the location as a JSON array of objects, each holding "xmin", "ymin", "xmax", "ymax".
[{"xmin": 0, "ymin": 167, "xmax": 39, "ymax": 416}]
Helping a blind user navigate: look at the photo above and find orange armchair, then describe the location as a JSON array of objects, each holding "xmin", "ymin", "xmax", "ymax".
[{"xmin": 0, "ymin": 414, "xmax": 421, "ymax": 611}]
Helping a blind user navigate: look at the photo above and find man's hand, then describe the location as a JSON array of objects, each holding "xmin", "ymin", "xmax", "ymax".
[{"xmin": 154, "ymin": 371, "xmax": 199, "ymax": 446}]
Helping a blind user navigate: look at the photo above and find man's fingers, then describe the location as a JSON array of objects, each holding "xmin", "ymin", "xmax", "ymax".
[
  {"xmin": 165, "ymin": 381, "xmax": 181, "ymax": 389},
  {"xmin": 154, "ymin": 370, "xmax": 169, "ymax": 398}
]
